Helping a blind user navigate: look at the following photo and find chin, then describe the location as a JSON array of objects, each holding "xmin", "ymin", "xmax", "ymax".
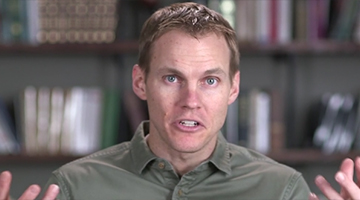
[{"xmin": 172, "ymin": 142, "xmax": 204, "ymax": 153}]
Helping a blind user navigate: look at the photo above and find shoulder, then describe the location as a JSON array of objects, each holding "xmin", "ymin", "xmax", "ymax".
[
  {"xmin": 228, "ymin": 143, "xmax": 304, "ymax": 182},
  {"xmin": 227, "ymin": 144, "xmax": 310, "ymax": 199},
  {"xmin": 47, "ymin": 142, "xmax": 136, "ymax": 199},
  {"xmin": 54, "ymin": 141, "xmax": 132, "ymax": 176}
]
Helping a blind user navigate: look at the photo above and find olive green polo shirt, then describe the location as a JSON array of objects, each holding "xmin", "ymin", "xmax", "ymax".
[{"xmin": 44, "ymin": 121, "xmax": 310, "ymax": 200}]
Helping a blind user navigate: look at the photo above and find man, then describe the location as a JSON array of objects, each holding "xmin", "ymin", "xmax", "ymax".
[{"xmin": 0, "ymin": 2, "xmax": 359, "ymax": 200}]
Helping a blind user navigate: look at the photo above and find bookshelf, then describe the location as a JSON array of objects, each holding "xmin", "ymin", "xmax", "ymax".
[
  {"xmin": 238, "ymin": 41, "xmax": 360, "ymax": 55},
  {"xmin": 0, "ymin": 154, "xmax": 81, "ymax": 164},
  {"xmin": 1, "ymin": 149, "xmax": 359, "ymax": 165},
  {"xmin": 2, "ymin": 41, "xmax": 360, "ymax": 55},
  {"xmin": 267, "ymin": 149, "xmax": 360, "ymax": 165},
  {"xmin": 0, "ymin": 41, "xmax": 139, "ymax": 55},
  {"xmin": 2, "ymin": 0, "xmax": 360, "ymax": 197},
  {"xmin": 0, "ymin": 41, "xmax": 360, "ymax": 164}
]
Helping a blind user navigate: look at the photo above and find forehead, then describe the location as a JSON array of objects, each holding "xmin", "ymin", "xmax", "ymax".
[{"xmin": 150, "ymin": 30, "xmax": 230, "ymax": 72}]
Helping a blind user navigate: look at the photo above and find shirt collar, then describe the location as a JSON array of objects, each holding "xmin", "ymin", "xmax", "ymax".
[
  {"xmin": 208, "ymin": 132, "xmax": 232, "ymax": 175},
  {"xmin": 130, "ymin": 121, "xmax": 157, "ymax": 175},
  {"xmin": 130, "ymin": 121, "xmax": 232, "ymax": 175}
]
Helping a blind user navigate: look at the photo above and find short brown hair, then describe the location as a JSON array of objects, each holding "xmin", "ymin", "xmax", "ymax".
[{"xmin": 138, "ymin": 2, "xmax": 240, "ymax": 82}]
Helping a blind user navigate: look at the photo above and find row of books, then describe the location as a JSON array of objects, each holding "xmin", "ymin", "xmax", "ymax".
[
  {"xmin": 0, "ymin": 86, "xmax": 124, "ymax": 156},
  {"xmin": 3, "ymin": 0, "xmax": 360, "ymax": 45},
  {"xmin": 223, "ymin": 88, "xmax": 285, "ymax": 154},
  {"xmin": 312, "ymin": 93, "xmax": 360, "ymax": 154},
  {"xmin": 0, "ymin": 0, "xmax": 119, "ymax": 44},
  {"xmin": 0, "ymin": 85, "xmax": 284, "ymax": 156},
  {"xmin": 3, "ymin": 86, "xmax": 359, "ymax": 156},
  {"xmin": 206, "ymin": 0, "xmax": 360, "ymax": 44}
]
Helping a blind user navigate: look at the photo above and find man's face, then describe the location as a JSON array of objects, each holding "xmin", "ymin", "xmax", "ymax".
[{"xmin": 133, "ymin": 30, "xmax": 239, "ymax": 155}]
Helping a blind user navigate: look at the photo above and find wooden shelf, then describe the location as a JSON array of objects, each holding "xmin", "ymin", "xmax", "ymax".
[
  {"xmin": 239, "ymin": 40, "xmax": 360, "ymax": 55},
  {"xmin": 267, "ymin": 149, "xmax": 360, "ymax": 165},
  {"xmin": 0, "ymin": 154, "xmax": 80, "ymax": 164},
  {"xmin": 0, "ymin": 40, "xmax": 139, "ymax": 55},
  {"xmin": 1, "ymin": 40, "xmax": 360, "ymax": 56},
  {"xmin": 0, "ymin": 149, "xmax": 359, "ymax": 165}
]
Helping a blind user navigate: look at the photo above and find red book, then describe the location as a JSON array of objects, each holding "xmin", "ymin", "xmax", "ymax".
[{"xmin": 270, "ymin": 0, "xmax": 278, "ymax": 43}]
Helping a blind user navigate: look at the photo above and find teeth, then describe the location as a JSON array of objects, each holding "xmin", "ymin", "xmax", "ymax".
[{"xmin": 180, "ymin": 120, "xmax": 199, "ymax": 126}]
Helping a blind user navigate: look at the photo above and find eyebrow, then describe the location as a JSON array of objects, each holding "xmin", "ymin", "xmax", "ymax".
[
  {"xmin": 157, "ymin": 67, "xmax": 227, "ymax": 77},
  {"xmin": 203, "ymin": 68, "xmax": 227, "ymax": 76}
]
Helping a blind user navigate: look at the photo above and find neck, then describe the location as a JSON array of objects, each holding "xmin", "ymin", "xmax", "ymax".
[{"xmin": 146, "ymin": 135, "xmax": 217, "ymax": 176}]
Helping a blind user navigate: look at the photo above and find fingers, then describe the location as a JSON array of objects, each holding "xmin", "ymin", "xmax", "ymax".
[
  {"xmin": 42, "ymin": 184, "xmax": 59, "ymax": 200},
  {"xmin": 18, "ymin": 185, "xmax": 41, "ymax": 200},
  {"xmin": 0, "ymin": 172, "xmax": 59, "ymax": 200},
  {"xmin": 339, "ymin": 158, "xmax": 354, "ymax": 197},
  {"xmin": 355, "ymin": 157, "xmax": 360, "ymax": 188},
  {"xmin": 335, "ymin": 171, "xmax": 360, "ymax": 200},
  {"xmin": 340, "ymin": 158, "xmax": 354, "ymax": 180},
  {"xmin": 308, "ymin": 192, "xmax": 320, "ymax": 200},
  {"xmin": 315, "ymin": 175, "xmax": 343, "ymax": 200},
  {"xmin": 17, "ymin": 184, "xmax": 59, "ymax": 200},
  {"xmin": 0, "ymin": 171, "xmax": 12, "ymax": 200}
]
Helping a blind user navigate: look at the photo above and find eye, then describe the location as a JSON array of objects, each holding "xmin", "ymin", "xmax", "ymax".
[
  {"xmin": 165, "ymin": 75, "xmax": 177, "ymax": 83},
  {"xmin": 206, "ymin": 77, "xmax": 218, "ymax": 85}
]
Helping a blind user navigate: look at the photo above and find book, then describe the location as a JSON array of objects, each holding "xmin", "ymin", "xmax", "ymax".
[
  {"xmin": 294, "ymin": 0, "xmax": 307, "ymax": 41},
  {"xmin": 1, "ymin": 0, "xmax": 28, "ymax": 43},
  {"xmin": 270, "ymin": 0, "xmax": 278, "ymax": 43},
  {"xmin": 248, "ymin": 89, "xmax": 271, "ymax": 154},
  {"xmin": 60, "ymin": 87, "xmax": 75, "ymax": 155},
  {"xmin": 235, "ymin": 0, "xmax": 249, "ymax": 42},
  {"xmin": 101, "ymin": 88, "xmax": 121, "ymax": 149},
  {"xmin": 34, "ymin": 0, "xmax": 119, "ymax": 44},
  {"xmin": 336, "ymin": 94, "xmax": 358, "ymax": 153},
  {"xmin": 238, "ymin": 89, "xmax": 250, "ymax": 147},
  {"xmin": 330, "ymin": 0, "xmax": 360, "ymax": 41},
  {"xmin": 48, "ymin": 87, "xmax": 65, "ymax": 155},
  {"xmin": 20, "ymin": 86, "xmax": 38, "ymax": 155},
  {"xmin": 269, "ymin": 89, "xmax": 285, "ymax": 152},
  {"xmin": 277, "ymin": 0, "xmax": 292, "ymax": 43},
  {"xmin": 0, "ymin": 97, "xmax": 19, "ymax": 154},
  {"xmin": 256, "ymin": 0, "xmax": 270, "ymax": 43},
  {"xmin": 25, "ymin": 0, "xmax": 39, "ymax": 44},
  {"xmin": 36, "ymin": 86, "xmax": 51, "ymax": 155},
  {"xmin": 322, "ymin": 94, "xmax": 355, "ymax": 154},
  {"xmin": 60, "ymin": 87, "xmax": 103, "ymax": 156},
  {"xmin": 353, "ymin": 93, "xmax": 360, "ymax": 149}
]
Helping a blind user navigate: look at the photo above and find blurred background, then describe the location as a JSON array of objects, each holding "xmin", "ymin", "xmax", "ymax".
[{"xmin": 1, "ymin": 0, "xmax": 360, "ymax": 198}]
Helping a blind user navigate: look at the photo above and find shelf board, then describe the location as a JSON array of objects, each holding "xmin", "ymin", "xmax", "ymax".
[
  {"xmin": 0, "ymin": 154, "xmax": 80, "ymax": 164},
  {"xmin": 0, "ymin": 149, "xmax": 359, "ymax": 165},
  {"xmin": 0, "ymin": 41, "xmax": 139, "ymax": 55},
  {"xmin": 267, "ymin": 149, "xmax": 360, "ymax": 165},
  {"xmin": 1, "ymin": 40, "xmax": 360, "ymax": 56},
  {"xmin": 239, "ymin": 40, "xmax": 360, "ymax": 55}
]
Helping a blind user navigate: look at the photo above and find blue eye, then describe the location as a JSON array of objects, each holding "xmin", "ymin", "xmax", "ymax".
[
  {"xmin": 166, "ymin": 75, "xmax": 177, "ymax": 82},
  {"xmin": 206, "ymin": 78, "xmax": 217, "ymax": 85}
]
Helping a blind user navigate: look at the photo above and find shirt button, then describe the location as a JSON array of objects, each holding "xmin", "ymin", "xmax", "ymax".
[
  {"xmin": 178, "ymin": 189, "xmax": 183, "ymax": 196},
  {"xmin": 158, "ymin": 162, "xmax": 165, "ymax": 169}
]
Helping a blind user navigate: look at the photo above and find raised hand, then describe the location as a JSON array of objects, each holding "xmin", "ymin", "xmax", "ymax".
[
  {"xmin": 0, "ymin": 171, "xmax": 59, "ymax": 200},
  {"xmin": 309, "ymin": 157, "xmax": 360, "ymax": 200}
]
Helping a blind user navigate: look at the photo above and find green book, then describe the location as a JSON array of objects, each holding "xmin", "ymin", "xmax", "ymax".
[
  {"xmin": 101, "ymin": 88, "xmax": 121, "ymax": 149},
  {"xmin": 1, "ymin": 0, "xmax": 28, "ymax": 43}
]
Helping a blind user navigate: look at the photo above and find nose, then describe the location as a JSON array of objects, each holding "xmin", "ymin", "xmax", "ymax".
[{"xmin": 180, "ymin": 82, "xmax": 201, "ymax": 109}]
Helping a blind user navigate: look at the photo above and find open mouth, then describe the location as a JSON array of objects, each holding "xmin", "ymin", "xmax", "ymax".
[{"xmin": 179, "ymin": 120, "xmax": 200, "ymax": 127}]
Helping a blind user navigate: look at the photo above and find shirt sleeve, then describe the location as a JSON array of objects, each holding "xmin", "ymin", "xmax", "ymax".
[
  {"xmin": 41, "ymin": 171, "xmax": 71, "ymax": 200},
  {"xmin": 283, "ymin": 172, "xmax": 311, "ymax": 200}
]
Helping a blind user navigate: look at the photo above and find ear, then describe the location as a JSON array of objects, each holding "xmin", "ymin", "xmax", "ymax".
[
  {"xmin": 132, "ymin": 64, "xmax": 147, "ymax": 100},
  {"xmin": 228, "ymin": 70, "xmax": 240, "ymax": 105}
]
